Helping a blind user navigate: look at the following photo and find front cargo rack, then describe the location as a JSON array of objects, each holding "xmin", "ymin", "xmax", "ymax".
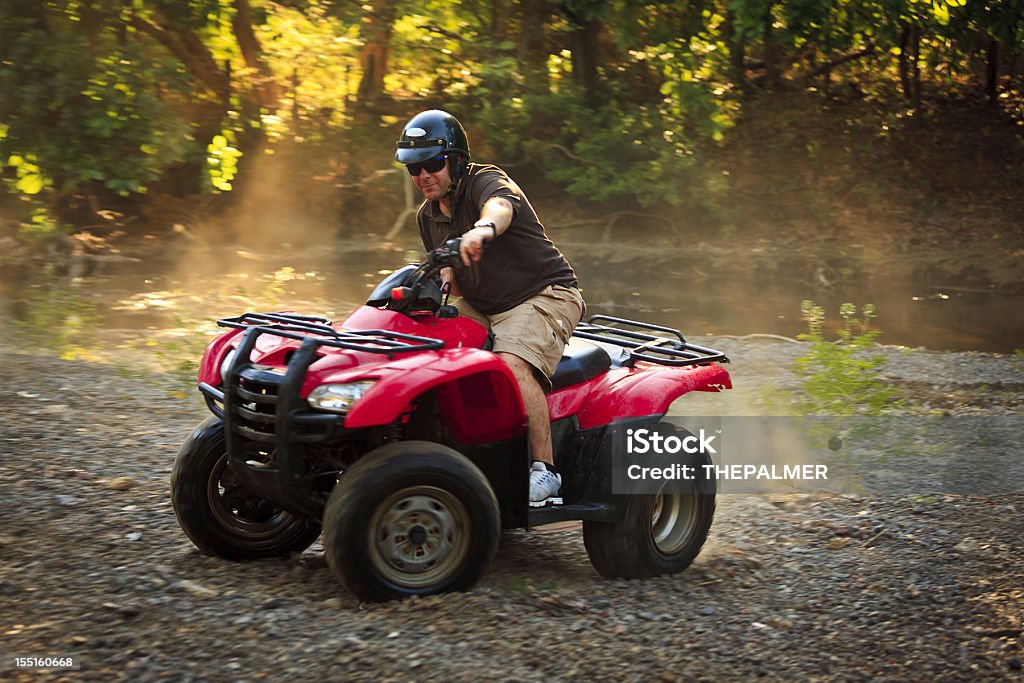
[
  {"xmin": 218, "ymin": 312, "xmax": 445, "ymax": 356},
  {"xmin": 572, "ymin": 315, "xmax": 729, "ymax": 367}
]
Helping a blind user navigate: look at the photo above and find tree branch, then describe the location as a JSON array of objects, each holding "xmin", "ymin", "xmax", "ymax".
[
  {"xmin": 531, "ymin": 142, "xmax": 600, "ymax": 165},
  {"xmin": 231, "ymin": 0, "xmax": 281, "ymax": 107},
  {"xmin": 804, "ymin": 45, "xmax": 875, "ymax": 82},
  {"xmin": 130, "ymin": 14, "xmax": 228, "ymax": 99}
]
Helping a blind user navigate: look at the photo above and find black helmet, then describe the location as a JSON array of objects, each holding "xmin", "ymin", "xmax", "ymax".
[{"xmin": 396, "ymin": 109, "xmax": 471, "ymax": 167}]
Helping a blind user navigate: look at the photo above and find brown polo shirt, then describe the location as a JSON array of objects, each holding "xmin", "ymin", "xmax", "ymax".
[{"xmin": 417, "ymin": 163, "xmax": 577, "ymax": 315}]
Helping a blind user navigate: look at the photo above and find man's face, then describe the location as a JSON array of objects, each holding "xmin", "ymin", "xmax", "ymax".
[{"xmin": 409, "ymin": 156, "xmax": 452, "ymax": 201}]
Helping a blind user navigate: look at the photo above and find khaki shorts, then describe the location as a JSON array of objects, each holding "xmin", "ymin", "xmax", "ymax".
[{"xmin": 456, "ymin": 285, "xmax": 585, "ymax": 383}]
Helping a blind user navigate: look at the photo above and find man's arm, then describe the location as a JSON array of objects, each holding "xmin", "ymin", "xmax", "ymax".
[{"xmin": 460, "ymin": 196, "xmax": 515, "ymax": 266}]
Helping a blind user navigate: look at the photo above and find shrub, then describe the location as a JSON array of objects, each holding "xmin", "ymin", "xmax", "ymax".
[{"xmin": 793, "ymin": 301, "xmax": 902, "ymax": 416}]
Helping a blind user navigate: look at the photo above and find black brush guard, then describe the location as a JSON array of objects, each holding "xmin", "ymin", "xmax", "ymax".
[{"xmin": 198, "ymin": 313, "xmax": 446, "ymax": 521}]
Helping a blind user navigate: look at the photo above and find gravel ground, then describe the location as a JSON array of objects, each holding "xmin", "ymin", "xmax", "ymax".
[{"xmin": 1, "ymin": 340, "xmax": 1022, "ymax": 682}]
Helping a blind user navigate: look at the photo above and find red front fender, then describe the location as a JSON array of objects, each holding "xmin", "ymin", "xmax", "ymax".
[{"xmin": 342, "ymin": 349, "xmax": 526, "ymax": 444}]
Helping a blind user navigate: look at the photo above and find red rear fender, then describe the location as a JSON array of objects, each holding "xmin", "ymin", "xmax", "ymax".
[{"xmin": 574, "ymin": 364, "xmax": 732, "ymax": 429}]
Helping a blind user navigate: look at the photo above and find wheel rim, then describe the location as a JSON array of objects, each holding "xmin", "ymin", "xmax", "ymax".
[
  {"xmin": 207, "ymin": 455, "xmax": 298, "ymax": 542},
  {"xmin": 367, "ymin": 486, "xmax": 471, "ymax": 589},
  {"xmin": 650, "ymin": 493, "xmax": 699, "ymax": 555}
]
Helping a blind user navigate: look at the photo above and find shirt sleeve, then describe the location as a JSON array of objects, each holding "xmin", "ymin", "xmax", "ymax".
[{"xmin": 468, "ymin": 167, "xmax": 522, "ymax": 218}]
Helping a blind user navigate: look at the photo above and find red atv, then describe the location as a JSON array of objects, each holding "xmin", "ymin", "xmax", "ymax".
[{"xmin": 172, "ymin": 238, "xmax": 732, "ymax": 601}]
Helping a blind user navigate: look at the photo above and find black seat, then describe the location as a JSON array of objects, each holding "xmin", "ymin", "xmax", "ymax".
[{"xmin": 549, "ymin": 338, "xmax": 612, "ymax": 392}]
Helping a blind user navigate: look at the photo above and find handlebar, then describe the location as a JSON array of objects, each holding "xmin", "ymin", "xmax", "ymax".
[
  {"xmin": 390, "ymin": 235, "xmax": 491, "ymax": 314},
  {"xmin": 387, "ymin": 238, "xmax": 463, "ymax": 314},
  {"xmin": 425, "ymin": 237, "xmax": 464, "ymax": 271}
]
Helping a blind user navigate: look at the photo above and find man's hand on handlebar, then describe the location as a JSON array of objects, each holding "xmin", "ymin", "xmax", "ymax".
[
  {"xmin": 459, "ymin": 226, "xmax": 493, "ymax": 267},
  {"xmin": 440, "ymin": 267, "xmax": 461, "ymax": 297},
  {"xmin": 428, "ymin": 238, "xmax": 463, "ymax": 269}
]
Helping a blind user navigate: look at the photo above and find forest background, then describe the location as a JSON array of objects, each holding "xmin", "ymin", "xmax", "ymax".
[{"xmin": 1, "ymin": 0, "xmax": 1022, "ymax": 343}]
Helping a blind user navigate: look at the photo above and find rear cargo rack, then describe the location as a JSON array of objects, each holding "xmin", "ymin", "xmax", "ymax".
[
  {"xmin": 218, "ymin": 312, "xmax": 445, "ymax": 356},
  {"xmin": 572, "ymin": 315, "xmax": 728, "ymax": 367}
]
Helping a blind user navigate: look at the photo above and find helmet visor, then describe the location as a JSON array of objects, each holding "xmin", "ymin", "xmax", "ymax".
[
  {"xmin": 396, "ymin": 145, "xmax": 446, "ymax": 164},
  {"xmin": 395, "ymin": 131, "xmax": 447, "ymax": 164}
]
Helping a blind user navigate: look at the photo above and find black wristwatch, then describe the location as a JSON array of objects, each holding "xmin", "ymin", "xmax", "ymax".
[{"xmin": 475, "ymin": 220, "xmax": 497, "ymax": 238}]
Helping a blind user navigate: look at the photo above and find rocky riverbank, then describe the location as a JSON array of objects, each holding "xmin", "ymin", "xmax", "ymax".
[{"xmin": 1, "ymin": 339, "xmax": 1021, "ymax": 682}]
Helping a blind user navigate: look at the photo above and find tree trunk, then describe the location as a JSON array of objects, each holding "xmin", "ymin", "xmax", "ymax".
[
  {"xmin": 898, "ymin": 23, "xmax": 921, "ymax": 109},
  {"xmin": 231, "ymin": 0, "xmax": 281, "ymax": 109},
  {"xmin": 517, "ymin": 0, "xmax": 551, "ymax": 90},
  {"xmin": 763, "ymin": 3, "xmax": 779, "ymax": 88},
  {"xmin": 561, "ymin": 5, "xmax": 601, "ymax": 103},
  {"xmin": 723, "ymin": 9, "xmax": 747, "ymax": 90},
  {"xmin": 356, "ymin": 1, "xmax": 398, "ymax": 106},
  {"xmin": 1010, "ymin": 53, "xmax": 1021, "ymax": 98},
  {"xmin": 821, "ymin": 44, "xmax": 831, "ymax": 89},
  {"xmin": 910, "ymin": 24, "xmax": 921, "ymax": 110},
  {"xmin": 898, "ymin": 24, "xmax": 912, "ymax": 99},
  {"xmin": 986, "ymin": 39, "xmax": 999, "ymax": 104}
]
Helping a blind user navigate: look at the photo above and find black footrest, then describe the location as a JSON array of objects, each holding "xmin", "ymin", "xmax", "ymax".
[{"xmin": 527, "ymin": 502, "xmax": 617, "ymax": 527}]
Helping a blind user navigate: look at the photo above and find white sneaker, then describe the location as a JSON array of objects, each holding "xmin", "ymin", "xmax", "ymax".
[{"xmin": 529, "ymin": 461, "xmax": 562, "ymax": 507}]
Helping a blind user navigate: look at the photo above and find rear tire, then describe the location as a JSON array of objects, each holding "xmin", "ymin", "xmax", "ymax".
[
  {"xmin": 583, "ymin": 492, "xmax": 715, "ymax": 578},
  {"xmin": 583, "ymin": 423, "xmax": 715, "ymax": 578},
  {"xmin": 322, "ymin": 441, "xmax": 500, "ymax": 602},
  {"xmin": 171, "ymin": 417, "xmax": 321, "ymax": 560}
]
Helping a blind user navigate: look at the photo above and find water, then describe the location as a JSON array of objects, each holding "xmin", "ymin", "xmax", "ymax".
[
  {"xmin": 573, "ymin": 258, "xmax": 1023, "ymax": 353},
  {"xmin": 4, "ymin": 237, "xmax": 1021, "ymax": 354}
]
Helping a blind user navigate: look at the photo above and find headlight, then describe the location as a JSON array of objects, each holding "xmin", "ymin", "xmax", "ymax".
[
  {"xmin": 307, "ymin": 381, "xmax": 376, "ymax": 414},
  {"xmin": 219, "ymin": 348, "xmax": 238, "ymax": 381}
]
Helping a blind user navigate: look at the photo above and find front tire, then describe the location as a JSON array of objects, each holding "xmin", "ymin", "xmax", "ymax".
[
  {"xmin": 171, "ymin": 417, "xmax": 321, "ymax": 560},
  {"xmin": 322, "ymin": 441, "xmax": 500, "ymax": 602}
]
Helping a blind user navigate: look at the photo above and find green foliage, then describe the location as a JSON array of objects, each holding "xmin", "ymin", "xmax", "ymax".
[
  {"xmin": 129, "ymin": 313, "xmax": 210, "ymax": 392},
  {"xmin": 18, "ymin": 206, "xmax": 68, "ymax": 240},
  {"xmin": 262, "ymin": 2, "xmax": 360, "ymax": 135},
  {"xmin": 0, "ymin": 2, "xmax": 195, "ymax": 197},
  {"xmin": 10, "ymin": 285, "xmax": 101, "ymax": 361},
  {"xmin": 540, "ymin": 96, "xmax": 706, "ymax": 207},
  {"xmin": 470, "ymin": 79, "xmax": 733, "ymax": 209},
  {"xmin": 206, "ymin": 131, "xmax": 243, "ymax": 192},
  {"xmin": 2, "ymin": 0, "xmax": 1022, "ymax": 219},
  {"xmin": 6, "ymin": 153, "xmax": 50, "ymax": 195},
  {"xmin": 792, "ymin": 301, "xmax": 902, "ymax": 416}
]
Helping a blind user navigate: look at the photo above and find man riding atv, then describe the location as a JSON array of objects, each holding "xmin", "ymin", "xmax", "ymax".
[
  {"xmin": 171, "ymin": 113, "xmax": 730, "ymax": 602},
  {"xmin": 396, "ymin": 109, "xmax": 585, "ymax": 507}
]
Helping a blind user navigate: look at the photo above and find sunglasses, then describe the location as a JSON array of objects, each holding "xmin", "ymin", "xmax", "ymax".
[{"xmin": 406, "ymin": 155, "xmax": 447, "ymax": 176}]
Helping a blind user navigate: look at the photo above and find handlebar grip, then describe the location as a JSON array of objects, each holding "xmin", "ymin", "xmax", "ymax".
[{"xmin": 428, "ymin": 233, "xmax": 490, "ymax": 269}]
